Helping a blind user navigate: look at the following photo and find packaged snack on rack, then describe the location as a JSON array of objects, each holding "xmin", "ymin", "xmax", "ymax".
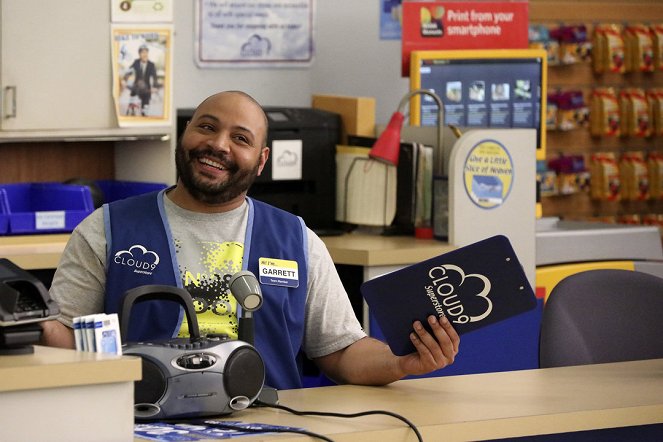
[
  {"xmin": 556, "ymin": 173, "xmax": 578, "ymax": 195},
  {"xmin": 619, "ymin": 153, "xmax": 633, "ymax": 200},
  {"xmin": 592, "ymin": 23, "xmax": 625, "ymax": 74},
  {"xmin": 529, "ymin": 24, "xmax": 560, "ymax": 66},
  {"xmin": 589, "ymin": 153, "xmax": 601, "ymax": 198},
  {"xmin": 648, "ymin": 151, "xmax": 663, "ymax": 199},
  {"xmin": 553, "ymin": 24, "xmax": 592, "ymax": 65},
  {"xmin": 548, "ymin": 154, "xmax": 588, "ymax": 195},
  {"xmin": 539, "ymin": 171, "xmax": 558, "ymax": 196},
  {"xmin": 620, "ymin": 151, "xmax": 650, "ymax": 200},
  {"xmin": 618, "ymin": 214, "xmax": 642, "ymax": 225},
  {"xmin": 651, "ymin": 23, "xmax": 663, "ymax": 71},
  {"xmin": 619, "ymin": 88, "xmax": 651, "ymax": 138},
  {"xmin": 590, "ymin": 152, "xmax": 621, "ymax": 201},
  {"xmin": 632, "ymin": 151, "xmax": 651, "ymax": 200},
  {"xmin": 624, "ymin": 23, "xmax": 655, "ymax": 72},
  {"xmin": 590, "ymin": 88, "xmax": 621, "ymax": 137},
  {"xmin": 546, "ymin": 92, "xmax": 559, "ymax": 130},
  {"xmin": 538, "ymin": 159, "xmax": 558, "ymax": 196},
  {"xmin": 556, "ymin": 90, "xmax": 589, "ymax": 131},
  {"xmin": 589, "ymin": 215, "xmax": 619, "ymax": 224},
  {"xmin": 643, "ymin": 213, "xmax": 663, "ymax": 227},
  {"xmin": 646, "ymin": 88, "xmax": 663, "ymax": 136}
]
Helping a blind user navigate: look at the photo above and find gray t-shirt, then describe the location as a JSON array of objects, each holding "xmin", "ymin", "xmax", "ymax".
[{"xmin": 49, "ymin": 195, "xmax": 365, "ymax": 359}]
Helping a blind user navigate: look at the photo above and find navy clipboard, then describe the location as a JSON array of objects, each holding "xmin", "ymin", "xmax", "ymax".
[{"xmin": 360, "ymin": 235, "xmax": 537, "ymax": 356}]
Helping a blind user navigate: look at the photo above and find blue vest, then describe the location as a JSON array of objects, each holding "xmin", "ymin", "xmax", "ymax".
[{"xmin": 104, "ymin": 190, "xmax": 309, "ymax": 390}]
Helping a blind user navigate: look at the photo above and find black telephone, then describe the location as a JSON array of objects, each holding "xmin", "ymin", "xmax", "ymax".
[{"xmin": 0, "ymin": 258, "xmax": 60, "ymax": 354}]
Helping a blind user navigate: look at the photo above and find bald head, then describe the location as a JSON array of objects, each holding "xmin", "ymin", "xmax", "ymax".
[
  {"xmin": 193, "ymin": 91, "xmax": 269, "ymax": 147},
  {"xmin": 174, "ymin": 90, "xmax": 271, "ymax": 211}
]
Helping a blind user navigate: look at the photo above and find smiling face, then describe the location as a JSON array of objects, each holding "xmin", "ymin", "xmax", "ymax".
[{"xmin": 171, "ymin": 91, "xmax": 269, "ymax": 212}]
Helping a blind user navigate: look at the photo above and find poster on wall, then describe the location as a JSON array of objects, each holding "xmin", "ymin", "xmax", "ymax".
[
  {"xmin": 380, "ymin": 0, "xmax": 403, "ymax": 40},
  {"xmin": 111, "ymin": 25, "xmax": 173, "ymax": 127},
  {"xmin": 401, "ymin": 1, "xmax": 529, "ymax": 76},
  {"xmin": 111, "ymin": 0, "xmax": 174, "ymax": 23},
  {"xmin": 195, "ymin": 0, "xmax": 314, "ymax": 68}
]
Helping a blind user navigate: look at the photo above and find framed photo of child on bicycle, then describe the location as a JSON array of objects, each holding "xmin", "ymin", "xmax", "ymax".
[{"xmin": 111, "ymin": 25, "xmax": 172, "ymax": 127}]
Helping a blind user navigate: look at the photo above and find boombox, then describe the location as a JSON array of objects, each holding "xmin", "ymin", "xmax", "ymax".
[{"xmin": 119, "ymin": 285, "xmax": 265, "ymax": 421}]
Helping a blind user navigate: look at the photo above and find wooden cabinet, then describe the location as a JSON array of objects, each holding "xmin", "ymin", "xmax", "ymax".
[
  {"xmin": 0, "ymin": 0, "xmax": 174, "ymax": 186},
  {"xmin": 0, "ymin": 0, "xmax": 115, "ymax": 131},
  {"xmin": 531, "ymin": 0, "xmax": 663, "ymax": 222}
]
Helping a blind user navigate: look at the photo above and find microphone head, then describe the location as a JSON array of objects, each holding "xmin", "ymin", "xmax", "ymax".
[{"xmin": 229, "ymin": 270, "xmax": 263, "ymax": 312}]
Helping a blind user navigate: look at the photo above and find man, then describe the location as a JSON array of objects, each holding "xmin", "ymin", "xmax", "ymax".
[
  {"xmin": 126, "ymin": 44, "xmax": 158, "ymax": 116},
  {"xmin": 41, "ymin": 91, "xmax": 460, "ymax": 390}
]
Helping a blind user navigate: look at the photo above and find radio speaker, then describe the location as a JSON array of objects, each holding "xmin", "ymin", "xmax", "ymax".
[
  {"xmin": 134, "ymin": 357, "xmax": 166, "ymax": 405},
  {"xmin": 120, "ymin": 285, "xmax": 266, "ymax": 420}
]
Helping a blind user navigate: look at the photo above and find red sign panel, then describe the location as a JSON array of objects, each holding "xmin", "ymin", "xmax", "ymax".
[{"xmin": 402, "ymin": 1, "xmax": 530, "ymax": 76}]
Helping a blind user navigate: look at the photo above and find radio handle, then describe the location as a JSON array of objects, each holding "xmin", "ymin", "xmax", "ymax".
[{"xmin": 119, "ymin": 285, "xmax": 200, "ymax": 343}]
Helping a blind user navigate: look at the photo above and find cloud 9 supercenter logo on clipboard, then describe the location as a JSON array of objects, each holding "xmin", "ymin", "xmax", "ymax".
[{"xmin": 361, "ymin": 235, "xmax": 537, "ymax": 356}]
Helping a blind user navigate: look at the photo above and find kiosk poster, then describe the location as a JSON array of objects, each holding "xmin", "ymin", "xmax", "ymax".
[
  {"xmin": 401, "ymin": 1, "xmax": 529, "ymax": 76},
  {"xmin": 195, "ymin": 0, "xmax": 314, "ymax": 68},
  {"xmin": 463, "ymin": 140, "xmax": 514, "ymax": 209},
  {"xmin": 111, "ymin": 25, "xmax": 172, "ymax": 127}
]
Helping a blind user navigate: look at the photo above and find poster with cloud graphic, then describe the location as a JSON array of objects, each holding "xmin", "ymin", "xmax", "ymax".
[
  {"xmin": 361, "ymin": 235, "xmax": 536, "ymax": 356},
  {"xmin": 195, "ymin": 0, "xmax": 314, "ymax": 67}
]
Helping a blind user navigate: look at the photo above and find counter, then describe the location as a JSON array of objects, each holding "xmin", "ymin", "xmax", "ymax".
[
  {"xmin": 0, "ymin": 345, "xmax": 141, "ymax": 441},
  {"xmin": 0, "ymin": 232, "xmax": 454, "ymax": 272},
  {"xmin": 0, "ymin": 234, "xmax": 69, "ymax": 270},
  {"xmin": 137, "ymin": 358, "xmax": 663, "ymax": 441},
  {"xmin": 321, "ymin": 232, "xmax": 454, "ymax": 267}
]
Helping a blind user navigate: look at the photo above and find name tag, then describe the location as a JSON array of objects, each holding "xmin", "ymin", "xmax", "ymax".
[{"xmin": 259, "ymin": 257, "xmax": 299, "ymax": 288}]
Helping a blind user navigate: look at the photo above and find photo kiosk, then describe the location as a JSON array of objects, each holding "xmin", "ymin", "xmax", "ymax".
[{"xmin": 409, "ymin": 48, "xmax": 547, "ymax": 161}]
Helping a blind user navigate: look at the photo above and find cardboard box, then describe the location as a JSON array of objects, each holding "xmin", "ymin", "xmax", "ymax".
[{"xmin": 312, "ymin": 94, "xmax": 375, "ymax": 143}]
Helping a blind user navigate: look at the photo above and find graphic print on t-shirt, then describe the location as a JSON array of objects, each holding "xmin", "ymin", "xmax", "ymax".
[{"xmin": 176, "ymin": 240, "xmax": 243, "ymax": 339}]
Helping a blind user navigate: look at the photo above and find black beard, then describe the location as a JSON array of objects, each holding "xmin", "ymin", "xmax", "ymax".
[{"xmin": 175, "ymin": 142, "xmax": 260, "ymax": 205}]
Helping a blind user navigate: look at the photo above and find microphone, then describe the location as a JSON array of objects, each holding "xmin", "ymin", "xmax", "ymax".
[
  {"xmin": 229, "ymin": 270, "xmax": 279, "ymax": 405},
  {"xmin": 229, "ymin": 271, "xmax": 263, "ymax": 346}
]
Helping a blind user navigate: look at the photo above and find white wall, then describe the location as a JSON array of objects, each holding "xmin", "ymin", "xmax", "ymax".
[
  {"xmin": 172, "ymin": 1, "xmax": 409, "ymax": 125},
  {"xmin": 311, "ymin": 1, "xmax": 410, "ymax": 124}
]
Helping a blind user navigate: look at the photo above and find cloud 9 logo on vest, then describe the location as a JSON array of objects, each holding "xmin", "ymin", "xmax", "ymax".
[
  {"xmin": 114, "ymin": 245, "xmax": 160, "ymax": 275},
  {"xmin": 424, "ymin": 264, "xmax": 493, "ymax": 325}
]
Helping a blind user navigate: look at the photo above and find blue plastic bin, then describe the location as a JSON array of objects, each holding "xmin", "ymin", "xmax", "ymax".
[
  {"xmin": 0, "ymin": 192, "xmax": 9, "ymax": 234},
  {"xmin": 94, "ymin": 180, "xmax": 167, "ymax": 203},
  {"xmin": 0, "ymin": 183, "xmax": 94, "ymax": 235}
]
